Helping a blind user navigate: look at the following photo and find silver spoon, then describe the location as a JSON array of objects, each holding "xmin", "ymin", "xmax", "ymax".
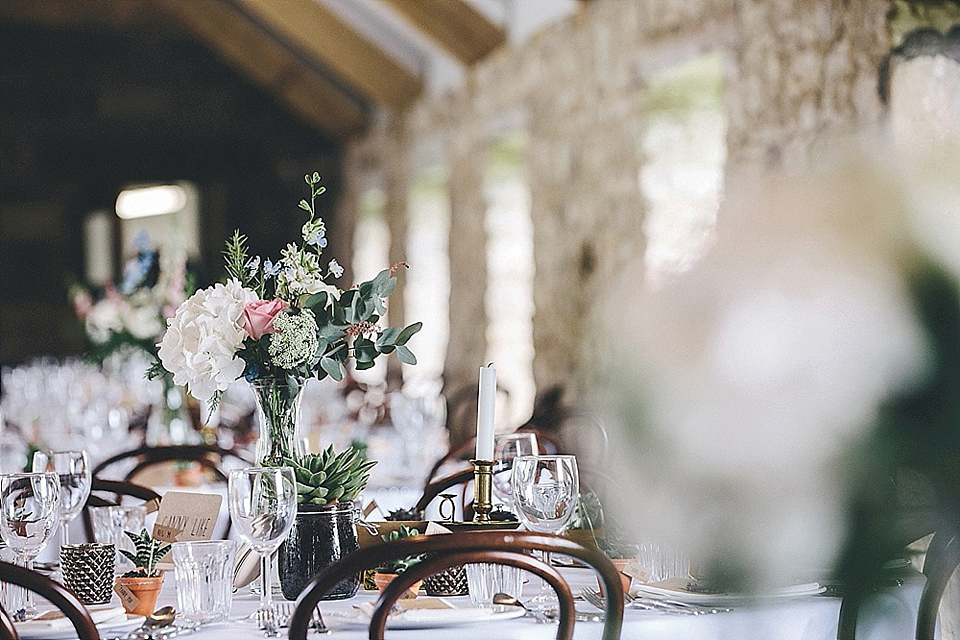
[{"xmin": 125, "ymin": 606, "xmax": 177, "ymax": 640}]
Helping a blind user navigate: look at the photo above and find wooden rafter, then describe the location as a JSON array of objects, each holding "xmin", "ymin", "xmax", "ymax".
[
  {"xmin": 233, "ymin": 0, "xmax": 422, "ymax": 111},
  {"xmin": 160, "ymin": 0, "xmax": 365, "ymax": 137},
  {"xmin": 380, "ymin": 0, "xmax": 505, "ymax": 65}
]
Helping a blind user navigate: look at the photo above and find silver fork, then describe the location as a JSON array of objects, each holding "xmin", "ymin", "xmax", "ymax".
[{"xmin": 272, "ymin": 601, "xmax": 331, "ymax": 635}]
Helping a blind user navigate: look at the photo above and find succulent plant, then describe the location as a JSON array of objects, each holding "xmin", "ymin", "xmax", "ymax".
[
  {"xmin": 119, "ymin": 529, "xmax": 171, "ymax": 577},
  {"xmin": 378, "ymin": 525, "xmax": 423, "ymax": 574},
  {"xmin": 384, "ymin": 507, "xmax": 423, "ymax": 522},
  {"xmin": 284, "ymin": 445, "xmax": 377, "ymax": 507}
]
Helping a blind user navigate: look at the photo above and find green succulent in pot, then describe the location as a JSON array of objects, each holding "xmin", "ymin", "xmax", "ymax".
[
  {"xmin": 283, "ymin": 445, "xmax": 377, "ymax": 508},
  {"xmin": 119, "ymin": 528, "xmax": 171, "ymax": 578},
  {"xmin": 378, "ymin": 525, "xmax": 424, "ymax": 575}
]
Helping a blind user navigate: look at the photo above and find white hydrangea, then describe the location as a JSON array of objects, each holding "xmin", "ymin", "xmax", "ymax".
[{"xmin": 158, "ymin": 279, "xmax": 258, "ymax": 402}]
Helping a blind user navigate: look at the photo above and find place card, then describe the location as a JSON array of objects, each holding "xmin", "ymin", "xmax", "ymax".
[
  {"xmin": 114, "ymin": 579, "xmax": 140, "ymax": 611},
  {"xmin": 152, "ymin": 491, "xmax": 222, "ymax": 566},
  {"xmin": 621, "ymin": 559, "xmax": 650, "ymax": 583},
  {"xmin": 424, "ymin": 522, "xmax": 453, "ymax": 535}
]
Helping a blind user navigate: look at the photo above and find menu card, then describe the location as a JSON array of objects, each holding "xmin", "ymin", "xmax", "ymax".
[{"xmin": 152, "ymin": 491, "xmax": 222, "ymax": 567}]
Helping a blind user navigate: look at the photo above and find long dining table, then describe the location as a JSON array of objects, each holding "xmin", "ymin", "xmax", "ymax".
[{"xmin": 125, "ymin": 565, "xmax": 929, "ymax": 640}]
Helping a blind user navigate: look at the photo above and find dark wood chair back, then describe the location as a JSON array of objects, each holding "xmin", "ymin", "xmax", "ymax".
[
  {"xmin": 916, "ymin": 530, "xmax": 960, "ymax": 640},
  {"xmin": 91, "ymin": 444, "xmax": 254, "ymax": 484},
  {"xmin": 0, "ymin": 560, "xmax": 99, "ymax": 640},
  {"xmin": 81, "ymin": 479, "xmax": 162, "ymax": 543},
  {"xmin": 0, "ymin": 606, "xmax": 15, "ymax": 640},
  {"xmin": 288, "ymin": 530, "xmax": 624, "ymax": 640}
]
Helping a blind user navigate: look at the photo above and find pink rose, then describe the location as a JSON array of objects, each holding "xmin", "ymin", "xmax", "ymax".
[{"xmin": 243, "ymin": 299, "xmax": 290, "ymax": 340}]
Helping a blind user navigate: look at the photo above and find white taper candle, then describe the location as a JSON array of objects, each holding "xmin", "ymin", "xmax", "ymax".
[{"xmin": 476, "ymin": 365, "xmax": 496, "ymax": 460}]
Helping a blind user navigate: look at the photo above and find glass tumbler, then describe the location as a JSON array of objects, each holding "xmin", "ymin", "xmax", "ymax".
[
  {"xmin": 465, "ymin": 563, "xmax": 524, "ymax": 607},
  {"xmin": 89, "ymin": 505, "xmax": 146, "ymax": 574},
  {"xmin": 173, "ymin": 540, "xmax": 237, "ymax": 625}
]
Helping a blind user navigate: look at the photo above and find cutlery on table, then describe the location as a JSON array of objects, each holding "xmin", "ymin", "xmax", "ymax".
[{"xmin": 275, "ymin": 601, "xmax": 331, "ymax": 634}]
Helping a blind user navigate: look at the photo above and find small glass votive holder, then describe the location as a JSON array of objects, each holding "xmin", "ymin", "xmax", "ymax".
[
  {"xmin": 90, "ymin": 505, "xmax": 146, "ymax": 574},
  {"xmin": 173, "ymin": 540, "xmax": 237, "ymax": 625},
  {"xmin": 61, "ymin": 543, "xmax": 116, "ymax": 605},
  {"xmin": 465, "ymin": 563, "xmax": 524, "ymax": 607}
]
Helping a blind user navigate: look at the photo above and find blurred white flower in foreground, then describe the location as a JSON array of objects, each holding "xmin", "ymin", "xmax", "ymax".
[{"xmin": 592, "ymin": 143, "xmax": 960, "ymax": 588}]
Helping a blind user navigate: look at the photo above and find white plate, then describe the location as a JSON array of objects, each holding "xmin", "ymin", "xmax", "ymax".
[
  {"xmin": 327, "ymin": 604, "xmax": 526, "ymax": 629},
  {"xmin": 633, "ymin": 580, "xmax": 825, "ymax": 606},
  {"xmin": 15, "ymin": 613, "xmax": 144, "ymax": 639}
]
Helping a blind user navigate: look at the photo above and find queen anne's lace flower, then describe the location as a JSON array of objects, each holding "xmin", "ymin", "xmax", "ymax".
[
  {"xmin": 269, "ymin": 309, "xmax": 319, "ymax": 369},
  {"xmin": 158, "ymin": 279, "xmax": 258, "ymax": 401}
]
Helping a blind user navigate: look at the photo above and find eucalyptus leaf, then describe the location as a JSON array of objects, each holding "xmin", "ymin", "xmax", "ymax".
[
  {"xmin": 395, "ymin": 322, "xmax": 423, "ymax": 346},
  {"xmin": 321, "ymin": 357, "xmax": 344, "ymax": 381},
  {"xmin": 396, "ymin": 345, "xmax": 417, "ymax": 365}
]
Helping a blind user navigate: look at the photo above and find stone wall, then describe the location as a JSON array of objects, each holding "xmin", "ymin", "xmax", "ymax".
[{"xmin": 341, "ymin": 0, "xmax": 893, "ymax": 409}]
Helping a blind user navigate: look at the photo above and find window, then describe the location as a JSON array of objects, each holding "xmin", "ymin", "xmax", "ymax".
[
  {"xmin": 404, "ymin": 166, "xmax": 451, "ymax": 392},
  {"xmin": 640, "ymin": 51, "xmax": 727, "ymax": 288},
  {"xmin": 484, "ymin": 131, "xmax": 536, "ymax": 427}
]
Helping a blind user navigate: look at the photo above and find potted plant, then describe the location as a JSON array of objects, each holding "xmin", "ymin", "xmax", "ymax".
[
  {"xmin": 374, "ymin": 526, "xmax": 424, "ymax": 600},
  {"xmin": 117, "ymin": 529, "xmax": 171, "ymax": 616},
  {"xmin": 597, "ymin": 536, "xmax": 639, "ymax": 596},
  {"xmin": 277, "ymin": 446, "xmax": 377, "ymax": 600}
]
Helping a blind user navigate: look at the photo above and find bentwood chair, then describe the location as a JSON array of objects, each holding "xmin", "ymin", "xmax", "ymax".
[
  {"xmin": 91, "ymin": 444, "xmax": 254, "ymax": 483},
  {"xmin": 0, "ymin": 606, "xmax": 14, "ymax": 640},
  {"xmin": 289, "ymin": 530, "xmax": 625, "ymax": 640},
  {"xmin": 81, "ymin": 478, "xmax": 161, "ymax": 543},
  {"xmin": 0, "ymin": 561, "xmax": 99, "ymax": 640}
]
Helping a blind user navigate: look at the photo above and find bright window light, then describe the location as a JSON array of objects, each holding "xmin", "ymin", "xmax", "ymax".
[{"xmin": 116, "ymin": 184, "xmax": 187, "ymax": 219}]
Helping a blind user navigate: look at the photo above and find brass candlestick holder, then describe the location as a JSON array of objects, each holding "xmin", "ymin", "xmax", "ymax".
[{"xmin": 471, "ymin": 459, "xmax": 495, "ymax": 523}]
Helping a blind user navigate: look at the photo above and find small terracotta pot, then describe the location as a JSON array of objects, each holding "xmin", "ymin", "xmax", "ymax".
[
  {"xmin": 119, "ymin": 574, "xmax": 164, "ymax": 616},
  {"xmin": 374, "ymin": 573, "xmax": 422, "ymax": 600},
  {"xmin": 597, "ymin": 559, "xmax": 632, "ymax": 597}
]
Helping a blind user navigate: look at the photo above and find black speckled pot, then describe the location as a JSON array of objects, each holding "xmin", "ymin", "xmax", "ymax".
[{"xmin": 278, "ymin": 503, "xmax": 360, "ymax": 600}]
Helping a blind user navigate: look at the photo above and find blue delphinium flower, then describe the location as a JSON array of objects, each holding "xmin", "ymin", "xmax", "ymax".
[
  {"xmin": 328, "ymin": 259, "xmax": 344, "ymax": 278},
  {"xmin": 263, "ymin": 259, "xmax": 281, "ymax": 278}
]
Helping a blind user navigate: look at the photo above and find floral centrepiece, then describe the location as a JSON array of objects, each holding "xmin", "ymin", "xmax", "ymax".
[{"xmin": 155, "ymin": 173, "xmax": 421, "ymax": 465}]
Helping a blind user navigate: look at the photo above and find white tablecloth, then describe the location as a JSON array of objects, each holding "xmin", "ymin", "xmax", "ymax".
[{"xmin": 105, "ymin": 567, "xmax": 932, "ymax": 640}]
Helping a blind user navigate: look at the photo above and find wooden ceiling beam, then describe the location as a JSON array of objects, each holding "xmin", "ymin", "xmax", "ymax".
[
  {"xmin": 380, "ymin": 0, "xmax": 505, "ymax": 65},
  {"xmin": 234, "ymin": 0, "xmax": 423, "ymax": 111},
  {"xmin": 160, "ymin": 0, "xmax": 365, "ymax": 138}
]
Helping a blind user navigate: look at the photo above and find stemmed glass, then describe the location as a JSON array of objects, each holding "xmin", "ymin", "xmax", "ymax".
[
  {"xmin": 31, "ymin": 450, "xmax": 91, "ymax": 548},
  {"xmin": 0, "ymin": 472, "xmax": 61, "ymax": 617},
  {"xmin": 492, "ymin": 432, "xmax": 539, "ymax": 506},
  {"xmin": 228, "ymin": 467, "xmax": 297, "ymax": 638},
  {"xmin": 512, "ymin": 455, "xmax": 579, "ymax": 615}
]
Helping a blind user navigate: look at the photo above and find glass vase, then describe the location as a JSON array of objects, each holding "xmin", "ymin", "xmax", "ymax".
[
  {"xmin": 251, "ymin": 379, "xmax": 304, "ymax": 467},
  {"xmin": 146, "ymin": 377, "xmax": 191, "ymax": 446}
]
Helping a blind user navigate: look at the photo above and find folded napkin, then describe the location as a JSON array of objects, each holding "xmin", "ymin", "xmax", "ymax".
[
  {"xmin": 26, "ymin": 606, "xmax": 127, "ymax": 630},
  {"xmin": 350, "ymin": 598, "xmax": 507, "ymax": 624}
]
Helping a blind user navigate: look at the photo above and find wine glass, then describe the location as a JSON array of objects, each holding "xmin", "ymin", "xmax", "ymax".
[
  {"xmin": 228, "ymin": 467, "xmax": 297, "ymax": 637},
  {"xmin": 0, "ymin": 472, "xmax": 60, "ymax": 617},
  {"xmin": 32, "ymin": 450, "xmax": 91, "ymax": 548},
  {"xmin": 492, "ymin": 432, "xmax": 539, "ymax": 506},
  {"xmin": 512, "ymin": 455, "xmax": 579, "ymax": 615}
]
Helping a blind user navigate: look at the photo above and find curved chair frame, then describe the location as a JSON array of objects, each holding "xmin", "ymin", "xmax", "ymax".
[
  {"xmin": 0, "ymin": 560, "xmax": 99, "ymax": 640},
  {"xmin": 289, "ymin": 530, "xmax": 624, "ymax": 640},
  {"xmin": 373, "ymin": 550, "xmax": 574, "ymax": 640},
  {"xmin": 0, "ymin": 606, "xmax": 15, "ymax": 640},
  {"xmin": 917, "ymin": 531, "xmax": 960, "ymax": 640},
  {"xmin": 91, "ymin": 444, "xmax": 254, "ymax": 482},
  {"xmin": 81, "ymin": 479, "xmax": 162, "ymax": 543}
]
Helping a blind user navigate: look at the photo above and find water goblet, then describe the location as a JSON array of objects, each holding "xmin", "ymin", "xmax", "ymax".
[
  {"xmin": 228, "ymin": 467, "xmax": 297, "ymax": 638},
  {"xmin": 31, "ymin": 450, "xmax": 91, "ymax": 548},
  {"xmin": 492, "ymin": 432, "xmax": 539, "ymax": 506},
  {"xmin": 512, "ymin": 455, "xmax": 579, "ymax": 615},
  {"xmin": 0, "ymin": 472, "xmax": 61, "ymax": 617}
]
